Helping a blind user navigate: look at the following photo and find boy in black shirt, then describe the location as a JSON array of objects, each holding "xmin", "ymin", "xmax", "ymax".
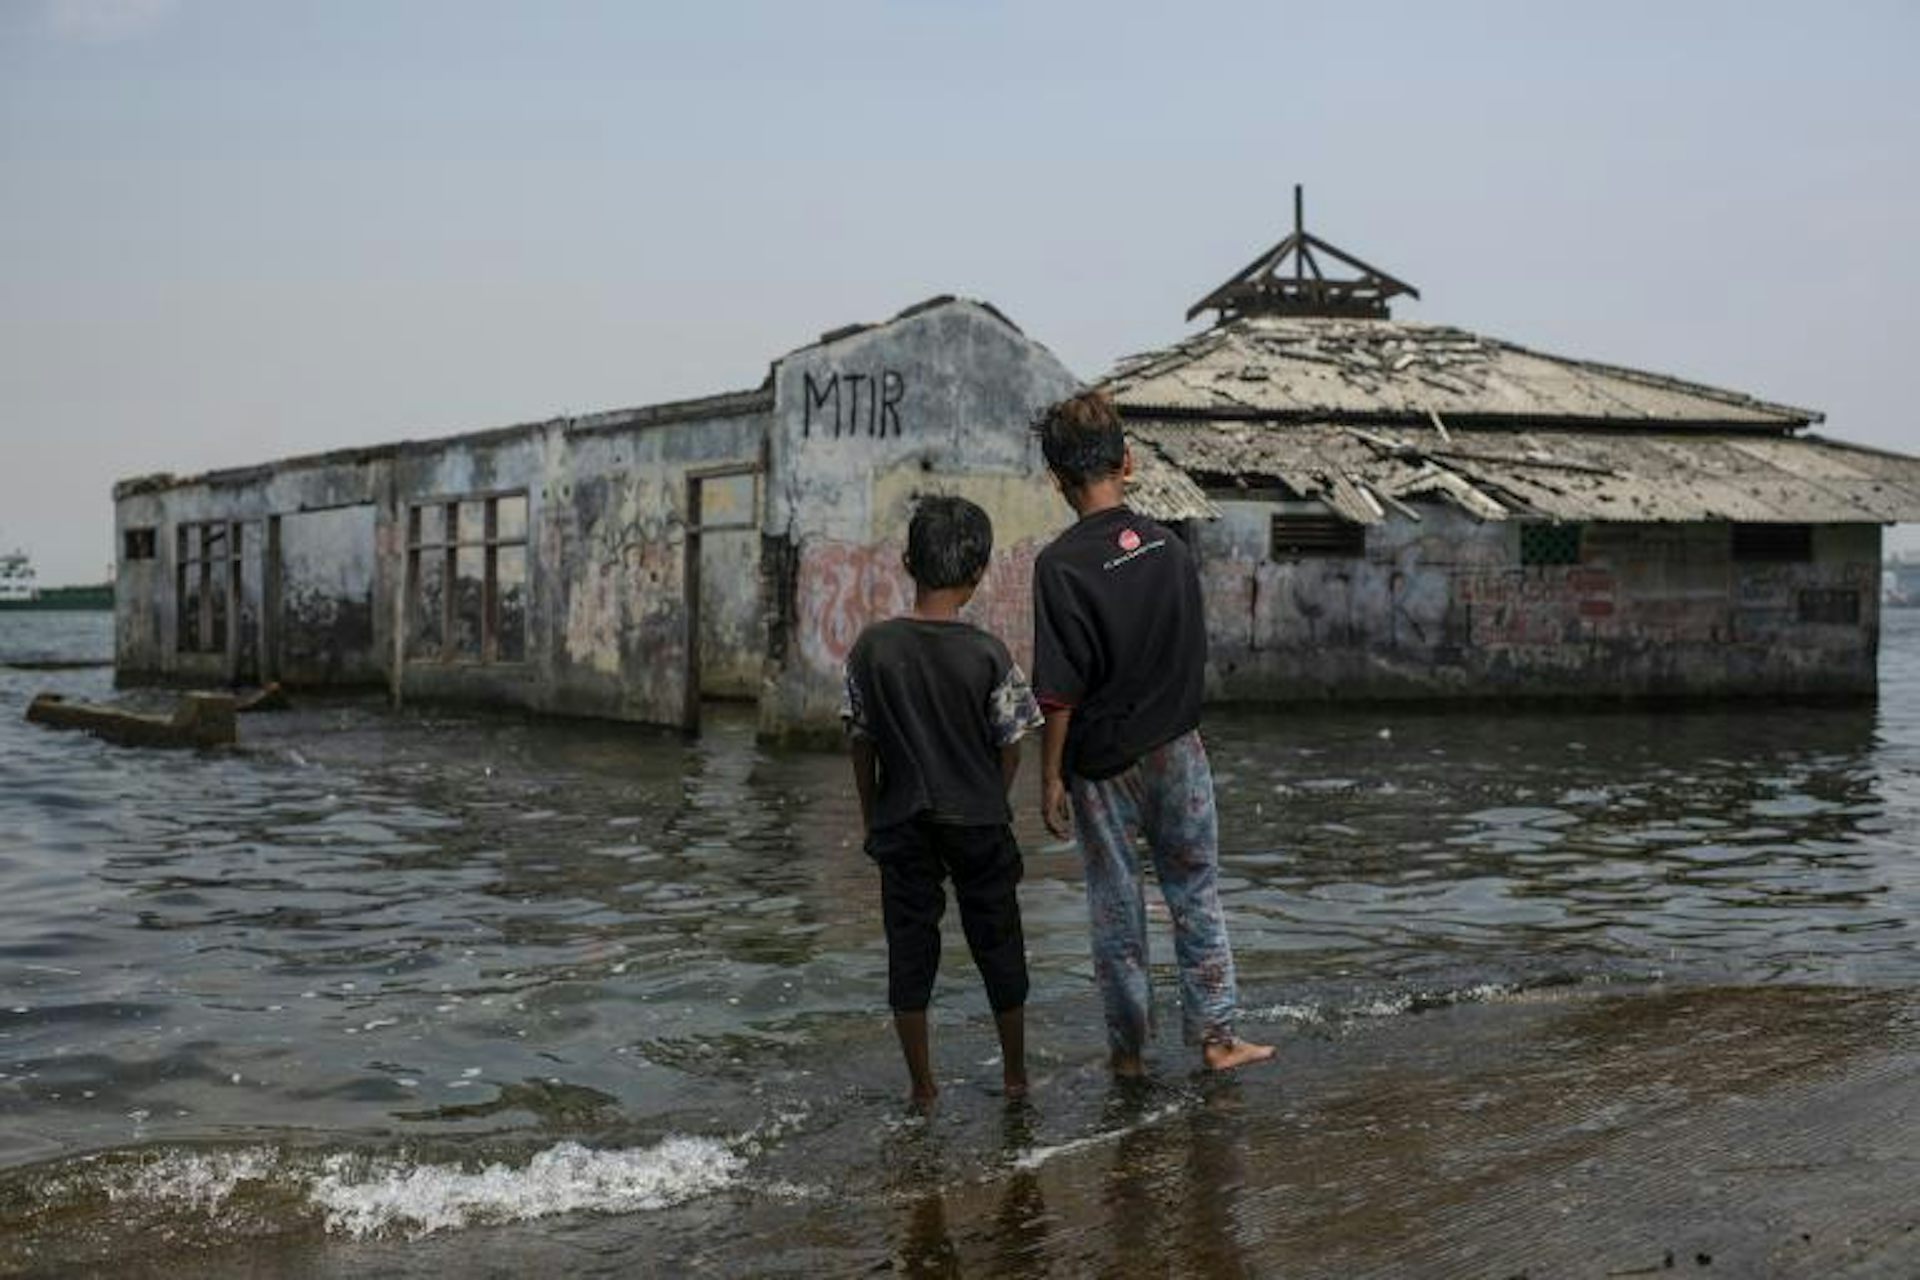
[
  {"xmin": 1031, "ymin": 390, "xmax": 1274, "ymax": 1077},
  {"xmin": 842, "ymin": 496, "xmax": 1045, "ymax": 1105}
]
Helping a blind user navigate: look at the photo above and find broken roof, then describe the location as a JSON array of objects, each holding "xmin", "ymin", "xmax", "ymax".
[
  {"xmin": 1124, "ymin": 443, "xmax": 1221, "ymax": 524},
  {"xmin": 1129, "ymin": 420, "xmax": 1920, "ymax": 526},
  {"xmin": 1103, "ymin": 316, "xmax": 1820, "ymax": 430}
]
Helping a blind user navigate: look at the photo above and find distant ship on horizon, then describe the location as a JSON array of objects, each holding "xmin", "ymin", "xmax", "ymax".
[
  {"xmin": 0, "ymin": 546, "xmax": 113, "ymax": 611},
  {"xmin": 1888, "ymin": 552, "xmax": 1920, "ymax": 610},
  {"xmin": 0, "ymin": 548, "xmax": 37, "ymax": 604}
]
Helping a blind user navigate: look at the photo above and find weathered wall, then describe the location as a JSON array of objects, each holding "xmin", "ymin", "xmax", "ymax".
[
  {"xmin": 279, "ymin": 505, "xmax": 379, "ymax": 684},
  {"xmin": 115, "ymin": 403, "xmax": 769, "ymax": 724},
  {"xmin": 1198, "ymin": 503, "xmax": 1883, "ymax": 701},
  {"xmin": 114, "ymin": 462, "xmax": 390, "ymax": 689},
  {"xmin": 540, "ymin": 416, "xmax": 764, "ymax": 723},
  {"xmin": 383, "ymin": 411, "xmax": 766, "ymax": 724},
  {"xmin": 114, "ymin": 498, "xmax": 166, "ymax": 678},
  {"xmin": 760, "ymin": 301, "xmax": 1082, "ymax": 740}
]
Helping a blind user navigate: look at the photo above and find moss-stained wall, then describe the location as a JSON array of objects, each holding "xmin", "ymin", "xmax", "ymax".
[
  {"xmin": 1197, "ymin": 504, "xmax": 1882, "ymax": 702},
  {"xmin": 115, "ymin": 404, "xmax": 768, "ymax": 726}
]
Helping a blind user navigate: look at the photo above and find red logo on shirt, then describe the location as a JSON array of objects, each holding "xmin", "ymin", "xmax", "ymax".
[{"xmin": 1117, "ymin": 528, "xmax": 1142, "ymax": 552}]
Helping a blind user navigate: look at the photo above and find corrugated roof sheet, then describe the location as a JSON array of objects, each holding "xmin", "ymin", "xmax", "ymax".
[
  {"xmin": 1103, "ymin": 317, "xmax": 1820, "ymax": 428},
  {"xmin": 1125, "ymin": 442, "xmax": 1222, "ymax": 523},
  {"xmin": 1130, "ymin": 421, "xmax": 1920, "ymax": 525}
]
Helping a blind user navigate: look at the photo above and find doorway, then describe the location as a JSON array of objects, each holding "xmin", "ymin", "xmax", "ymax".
[{"xmin": 682, "ymin": 466, "xmax": 764, "ymax": 733}]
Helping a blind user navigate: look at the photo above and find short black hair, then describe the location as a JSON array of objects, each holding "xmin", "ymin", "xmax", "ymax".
[
  {"xmin": 906, "ymin": 495, "xmax": 993, "ymax": 590},
  {"xmin": 1034, "ymin": 389, "xmax": 1126, "ymax": 489}
]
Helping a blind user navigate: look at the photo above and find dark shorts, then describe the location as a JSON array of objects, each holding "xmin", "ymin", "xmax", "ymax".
[{"xmin": 868, "ymin": 819, "xmax": 1029, "ymax": 1014}]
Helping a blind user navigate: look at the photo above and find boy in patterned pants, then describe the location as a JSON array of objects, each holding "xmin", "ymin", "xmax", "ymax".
[{"xmin": 1030, "ymin": 390, "xmax": 1274, "ymax": 1077}]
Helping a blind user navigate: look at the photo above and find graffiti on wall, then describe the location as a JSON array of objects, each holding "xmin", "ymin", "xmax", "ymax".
[
  {"xmin": 794, "ymin": 537, "xmax": 1042, "ymax": 674},
  {"xmin": 802, "ymin": 370, "xmax": 907, "ymax": 439},
  {"xmin": 1457, "ymin": 566, "xmax": 1618, "ymax": 648},
  {"xmin": 560, "ymin": 472, "xmax": 688, "ymax": 718},
  {"xmin": 961, "ymin": 539, "xmax": 1041, "ymax": 672},
  {"xmin": 796, "ymin": 541, "xmax": 910, "ymax": 671}
]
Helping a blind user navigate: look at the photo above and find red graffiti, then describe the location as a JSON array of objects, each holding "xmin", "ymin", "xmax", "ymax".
[
  {"xmin": 795, "ymin": 537, "xmax": 1044, "ymax": 672},
  {"xmin": 1459, "ymin": 566, "xmax": 1618, "ymax": 647},
  {"xmin": 960, "ymin": 538, "xmax": 1041, "ymax": 671},
  {"xmin": 796, "ymin": 540, "xmax": 911, "ymax": 671}
]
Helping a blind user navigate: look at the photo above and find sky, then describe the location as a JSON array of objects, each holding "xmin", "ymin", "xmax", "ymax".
[{"xmin": 2, "ymin": 0, "xmax": 1917, "ymax": 583}]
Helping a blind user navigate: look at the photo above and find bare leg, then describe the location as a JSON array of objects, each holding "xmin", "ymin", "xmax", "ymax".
[
  {"xmin": 1202, "ymin": 1038, "xmax": 1275, "ymax": 1071},
  {"xmin": 994, "ymin": 1005, "xmax": 1028, "ymax": 1099},
  {"xmin": 895, "ymin": 1009, "xmax": 938, "ymax": 1105},
  {"xmin": 1110, "ymin": 1050, "xmax": 1146, "ymax": 1078}
]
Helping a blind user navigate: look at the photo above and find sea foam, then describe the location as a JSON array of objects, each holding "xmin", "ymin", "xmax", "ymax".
[
  {"xmin": 66, "ymin": 1135, "xmax": 744, "ymax": 1241},
  {"xmin": 310, "ymin": 1137, "xmax": 744, "ymax": 1238}
]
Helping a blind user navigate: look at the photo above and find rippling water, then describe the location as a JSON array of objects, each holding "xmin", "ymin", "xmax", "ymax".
[{"xmin": 3, "ymin": 609, "xmax": 1918, "ymax": 1274}]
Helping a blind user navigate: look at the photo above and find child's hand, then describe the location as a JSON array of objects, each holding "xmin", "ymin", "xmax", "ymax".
[{"xmin": 1042, "ymin": 777, "xmax": 1073, "ymax": 838}]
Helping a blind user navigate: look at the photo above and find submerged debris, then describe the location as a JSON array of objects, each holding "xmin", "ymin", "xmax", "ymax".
[{"xmin": 26, "ymin": 691, "xmax": 237, "ymax": 749}]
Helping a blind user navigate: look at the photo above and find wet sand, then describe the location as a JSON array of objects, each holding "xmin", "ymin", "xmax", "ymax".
[
  {"xmin": 17, "ymin": 982, "xmax": 1909, "ymax": 1279},
  {"xmin": 623, "ymin": 984, "xmax": 1920, "ymax": 1278}
]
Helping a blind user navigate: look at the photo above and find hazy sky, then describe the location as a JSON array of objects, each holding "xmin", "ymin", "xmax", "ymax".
[{"xmin": 3, "ymin": 0, "xmax": 1916, "ymax": 582}]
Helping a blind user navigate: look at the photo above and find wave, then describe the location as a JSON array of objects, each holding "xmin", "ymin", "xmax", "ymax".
[
  {"xmin": 1247, "ymin": 969, "xmax": 1660, "ymax": 1028},
  {"xmin": 309, "ymin": 1137, "xmax": 742, "ymax": 1238},
  {"xmin": 11, "ymin": 1133, "xmax": 746, "ymax": 1248}
]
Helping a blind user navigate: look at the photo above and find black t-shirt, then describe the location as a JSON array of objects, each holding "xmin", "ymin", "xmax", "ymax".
[
  {"xmin": 1032, "ymin": 505, "xmax": 1206, "ymax": 780},
  {"xmin": 841, "ymin": 619, "xmax": 1044, "ymax": 832}
]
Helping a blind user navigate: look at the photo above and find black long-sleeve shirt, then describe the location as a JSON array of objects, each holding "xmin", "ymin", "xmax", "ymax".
[{"xmin": 1032, "ymin": 506, "xmax": 1206, "ymax": 780}]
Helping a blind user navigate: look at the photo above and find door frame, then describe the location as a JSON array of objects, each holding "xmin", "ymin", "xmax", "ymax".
[
  {"xmin": 682, "ymin": 463, "xmax": 762, "ymax": 733},
  {"xmin": 226, "ymin": 517, "xmax": 267, "ymax": 687}
]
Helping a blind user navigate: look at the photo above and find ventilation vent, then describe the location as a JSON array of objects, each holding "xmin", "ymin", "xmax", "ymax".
[
  {"xmin": 1733, "ymin": 523, "xmax": 1812, "ymax": 562},
  {"xmin": 1271, "ymin": 514, "xmax": 1365, "ymax": 559},
  {"xmin": 1519, "ymin": 523, "xmax": 1582, "ymax": 566}
]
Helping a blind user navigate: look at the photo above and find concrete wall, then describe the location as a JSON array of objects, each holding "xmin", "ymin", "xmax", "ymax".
[
  {"xmin": 116, "ymin": 461, "xmax": 390, "ymax": 689},
  {"xmin": 759, "ymin": 300, "xmax": 1082, "ymax": 740},
  {"xmin": 115, "ymin": 404, "xmax": 769, "ymax": 725},
  {"xmin": 1197, "ymin": 501, "xmax": 1883, "ymax": 701},
  {"xmin": 279, "ymin": 505, "xmax": 379, "ymax": 684},
  {"xmin": 524, "ymin": 414, "xmax": 764, "ymax": 723}
]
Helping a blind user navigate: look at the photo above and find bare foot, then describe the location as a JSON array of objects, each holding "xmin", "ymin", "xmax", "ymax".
[{"xmin": 1203, "ymin": 1038, "xmax": 1275, "ymax": 1071}]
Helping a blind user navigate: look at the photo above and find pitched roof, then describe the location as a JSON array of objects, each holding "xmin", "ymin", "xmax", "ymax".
[
  {"xmin": 1102, "ymin": 316, "xmax": 1820, "ymax": 430},
  {"xmin": 1124, "ymin": 442, "xmax": 1221, "ymax": 523},
  {"xmin": 1129, "ymin": 420, "xmax": 1920, "ymax": 525}
]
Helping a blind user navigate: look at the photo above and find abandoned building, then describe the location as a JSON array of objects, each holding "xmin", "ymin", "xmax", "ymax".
[{"xmin": 113, "ymin": 194, "xmax": 1920, "ymax": 736}]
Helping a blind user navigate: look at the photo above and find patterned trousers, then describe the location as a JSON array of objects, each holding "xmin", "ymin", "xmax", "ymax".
[{"xmin": 1069, "ymin": 729, "xmax": 1239, "ymax": 1056}]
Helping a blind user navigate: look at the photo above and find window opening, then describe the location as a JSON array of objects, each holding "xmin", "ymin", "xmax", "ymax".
[
  {"xmin": 407, "ymin": 492, "xmax": 529, "ymax": 663},
  {"xmin": 175, "ymin": 521, "xmax": 237, "ymax": 653}
]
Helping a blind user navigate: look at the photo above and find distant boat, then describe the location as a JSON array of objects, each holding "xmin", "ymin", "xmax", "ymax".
[
  {"xmin": 0, "ymin": 548, "xmax": 113, "ymax": 611},
  {"xmin": 0, "ymin": 549, "xmax": 36, "ymax": 604},
  {"xmin": 1889, "ymin": 558, "xmax": 1920, "ymax": 610}
]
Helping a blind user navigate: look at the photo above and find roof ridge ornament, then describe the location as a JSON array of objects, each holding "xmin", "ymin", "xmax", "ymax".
[{"xmin": 1187, "ymin": 186, "xmax": 1420, "ymax": 323}]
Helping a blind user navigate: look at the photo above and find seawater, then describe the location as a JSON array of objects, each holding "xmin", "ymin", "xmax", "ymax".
[{"xmin": 2, "ymin": 609, "xmax": 1918, "ymax": 1273}]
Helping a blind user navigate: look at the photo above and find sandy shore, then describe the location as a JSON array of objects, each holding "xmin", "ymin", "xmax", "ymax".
[
  {"xmin": 98, "ymin": 982, "xmax": 1913, "ymax": 1279},
  {"xmin": 860, "ymin": 984, "xmax": 1920, "ymax": 1279}
]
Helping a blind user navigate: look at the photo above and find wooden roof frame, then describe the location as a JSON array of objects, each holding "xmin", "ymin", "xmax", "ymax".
[{"xmin": 1187, "ymin": 186, "xmax": 1421, "ymax": 322}]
